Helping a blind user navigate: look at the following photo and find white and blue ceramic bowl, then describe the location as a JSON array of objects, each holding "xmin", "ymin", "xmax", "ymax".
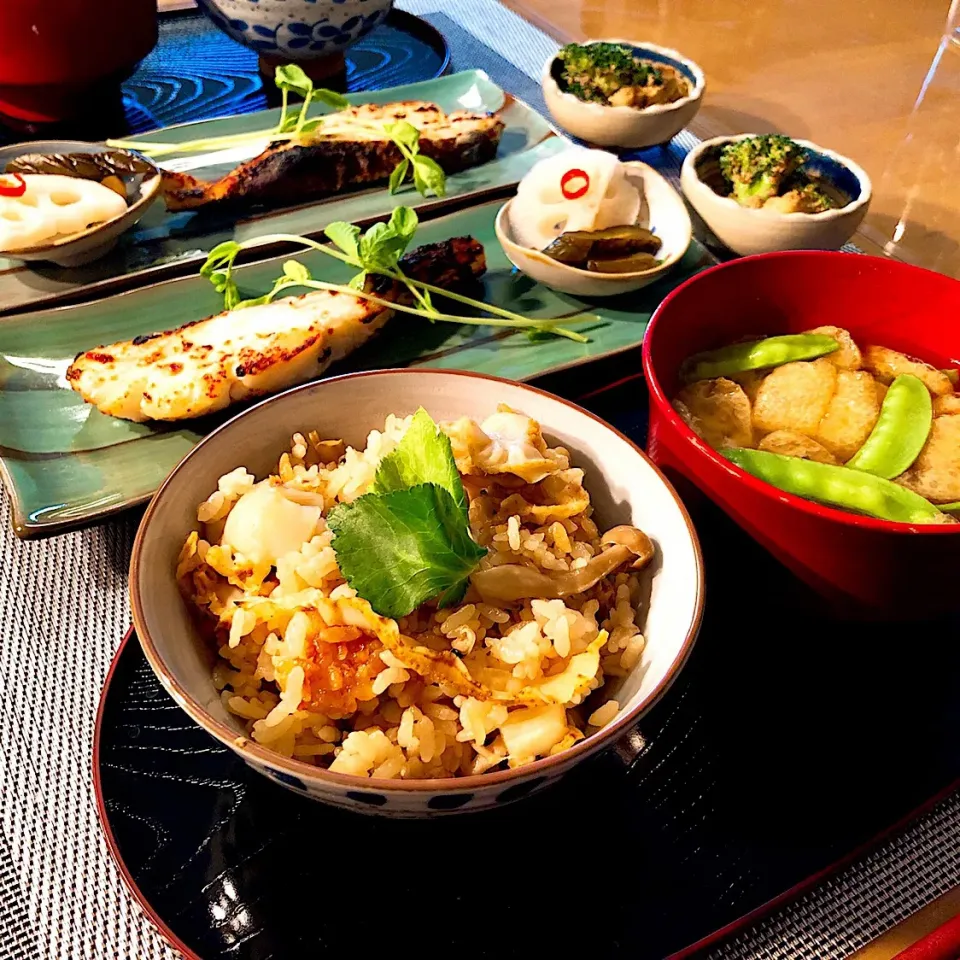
[
  {"xmin": 680, "ymin": 134, "xmax": 872, "ymax": 256},
  {"xmin": 495, "ymin": 160, "xmax": 693, "ymax": 298},
  {"xmin": 542, "ymin": 40, "xmax": 705, "ymax": 149},
  {"xmin": 196, "ymin": 0, "xmax": 393, "ymax": 59},
  {"xmin": 131, "ymin": 369, "xmax": 703, "ymax": 817}
]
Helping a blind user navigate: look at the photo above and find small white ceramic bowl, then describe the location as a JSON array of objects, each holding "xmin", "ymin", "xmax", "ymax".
[
  {"xmin": 680, "ymin": 134, "xmax": 872, "ymax": 257},
  {"xmin": 131, "ymin": 369, "xmax": 704, "ymax": 818},
  {"xmin": 495, "ymin": 160, "xmax": 692, "ymax": 298},
  {"xmin": 0, "ymin": 139, "xmax": 161, "ymax": 267},
  {"xmin": 542, "ymin": 40, "xmax": 705, "ymax": 149}
]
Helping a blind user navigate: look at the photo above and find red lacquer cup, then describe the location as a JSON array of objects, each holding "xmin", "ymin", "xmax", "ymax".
[{"xmin": 0, "ymin": 0, "xmax": 157, "ymax": 123}]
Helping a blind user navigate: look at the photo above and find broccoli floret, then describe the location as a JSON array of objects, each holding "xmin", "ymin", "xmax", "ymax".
[
  {"xmin": 719, "ymin": 135, "xmax": 807, "ymax": 208},
  {"xmin": 557, "ymin": 42, "xmax": 661, "ymax": 104},
  {"xmin": 793, "ymin": 182, "xmax": 834, "ymax": 213}
]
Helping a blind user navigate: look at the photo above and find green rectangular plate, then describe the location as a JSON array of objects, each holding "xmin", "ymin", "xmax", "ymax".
[
  {"xmin": 0, "ymin": 70, "xmax": 561, "ymax": 315},
  {"xmin": 0, "ymin": 198, "xmax": 713, "ymax": 538}
]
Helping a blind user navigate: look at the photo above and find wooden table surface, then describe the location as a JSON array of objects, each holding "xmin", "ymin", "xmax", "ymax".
[{"xmin": 502, "ymin": 0, "xmax": 960, "ymax": 279}]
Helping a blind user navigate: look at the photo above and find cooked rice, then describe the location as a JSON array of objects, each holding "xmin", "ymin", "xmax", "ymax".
[
  {"xmin": 177, "ymin": 408, "xmax": 647, "ymax": 780},
  {"xmin": 587, "ymin": 699, "xmax": 619, "ymax": 728}
]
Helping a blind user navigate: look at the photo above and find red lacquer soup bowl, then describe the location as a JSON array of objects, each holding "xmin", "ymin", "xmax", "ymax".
[
  {"xmin": 0, "ymin": 0, "xmax": 157, "ymax": 123},
  {"xmin": 642, "ymin": 251, "xmax": 960, "ymax": 619}
]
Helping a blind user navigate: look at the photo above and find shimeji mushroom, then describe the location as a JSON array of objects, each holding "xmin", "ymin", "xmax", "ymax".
[{"xmin": 471, "ymin": 525, "xmax": 654, "ymax": 603}]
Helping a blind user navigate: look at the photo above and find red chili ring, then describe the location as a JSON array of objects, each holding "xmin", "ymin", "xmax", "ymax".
[
  {"xmin": 560, "ymin": 168, "xmax": 590, "ymax": 200},
  {"xmin": 0, "ymin": 173, "xmax": 26, "ymax": 198}
]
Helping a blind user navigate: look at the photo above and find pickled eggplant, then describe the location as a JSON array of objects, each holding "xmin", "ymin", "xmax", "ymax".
[
  {"xmin": 587, "ymin": 252, "xmax": 661, "ymax": 273},
  {"xmin": 541, "ymin": 223, "xmax": 663, "ymax": 272},
  {"xmin": 541, "ymin": 232, "xmax": 595, "ymax": 265},
  {"xmin": 572, "ymin": 225, "xmax": 661, "ymax": 256}
]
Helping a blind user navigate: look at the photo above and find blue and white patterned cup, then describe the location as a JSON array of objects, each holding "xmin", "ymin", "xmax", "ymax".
[{"xmin": 196, "ymin": 0, "xmax": 394, "ymax": 59}]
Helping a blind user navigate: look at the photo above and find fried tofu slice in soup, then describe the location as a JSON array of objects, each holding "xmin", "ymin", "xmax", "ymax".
[
  {"xmin": 815, "ymin": 370, "xmax": 881, "ymax": 461},
  {"xmin": 895, "ymin": 414, "xmax": 960, "ymax": 503},
  {"xmin": 803, "ymin": 325, "xmax": 862, "ymax": 370},
  {"xmin": 728, "ymin": 369, "xmax": 764, "ymax": 405},
  {"xmin": 752, "ymin": 358, "xmax": 838, "ymax": 437},
  {"xmin": 675, "ymin": 377, "xmax": 753, "ymax": 449},
  {"xmin": 863, "ymin": 345, "xmax": 954, "ymax": 397},
  {"xmin": 758, "ymin": 430, "xmax": 838, "ymax": 464},
  {"xmin": 933, "ymin": 394, "xmax": 960, "ymax": 417}
]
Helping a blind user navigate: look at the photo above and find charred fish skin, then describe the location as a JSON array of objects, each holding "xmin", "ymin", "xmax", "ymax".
[
  {"xmin": 162, "ymin": 102, "xmax": 505, "ymax": 211},
  {"xmin": 66, "ymin": 237, "xmax": 487, "ymax": 423},
  {"xmin": 395, "ymin": 235, "xmax": 485, "ymax": 289}
]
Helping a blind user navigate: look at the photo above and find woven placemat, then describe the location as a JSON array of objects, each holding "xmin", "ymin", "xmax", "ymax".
[
  {"xmin": 708, "ymin": 789, "xmax": 960, "ymax": 959},
  {"xmin": 0, "ymin": 3, "xmax": 951, "ymax": 959}
]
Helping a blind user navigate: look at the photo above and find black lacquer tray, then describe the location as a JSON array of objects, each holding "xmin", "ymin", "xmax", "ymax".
[{"xmin": 95, "ymin": 353, "xmax": 960, "ymax": 960}]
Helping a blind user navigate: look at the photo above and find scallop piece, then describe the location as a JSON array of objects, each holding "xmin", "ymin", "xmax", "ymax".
[
  {"xmin": 476, "ymin": 409, "xmax": 560, "ymax": 482},
  {"xmin": 518, "ymin": 633, "xmax": 608, "ymax": 707},
  {"xmin": 444, "ymin": 407, "xmax": 562, "ymax": 483},
  {"xmin": 221, "ymin": 481, "xmax": 323, "ymax": 565}
]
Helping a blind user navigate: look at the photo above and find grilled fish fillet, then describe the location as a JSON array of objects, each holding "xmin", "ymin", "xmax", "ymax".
[
  {"xmin": 66, "ymin": 237, "xmax": 485, "ymax": 422},
  {"xmin": 162, "ymin": 102, "xmax": 505, "ymax": 211}
]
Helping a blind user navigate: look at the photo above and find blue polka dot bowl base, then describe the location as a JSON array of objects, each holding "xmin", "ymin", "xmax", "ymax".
[
  {"xmin": 244, "ymin": 756, "xmax": 566, "ymax": 816},
  {"xmin": 195, "ymin": 0, "xmax": 394, "ymax": 75},
  {"xmin": 130, "ymin": 370, "xmax": 704, "ymax": 818}
]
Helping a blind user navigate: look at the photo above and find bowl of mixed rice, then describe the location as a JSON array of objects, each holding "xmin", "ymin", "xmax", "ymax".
[{"xmin": 131, "ymin": 369, "xmax": 703, "ymax": 816}]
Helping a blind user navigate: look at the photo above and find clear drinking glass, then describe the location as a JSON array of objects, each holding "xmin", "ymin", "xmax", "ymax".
[{"xmin": 857, "ymin": 0, "xmax": 960, "ymax": 278}]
